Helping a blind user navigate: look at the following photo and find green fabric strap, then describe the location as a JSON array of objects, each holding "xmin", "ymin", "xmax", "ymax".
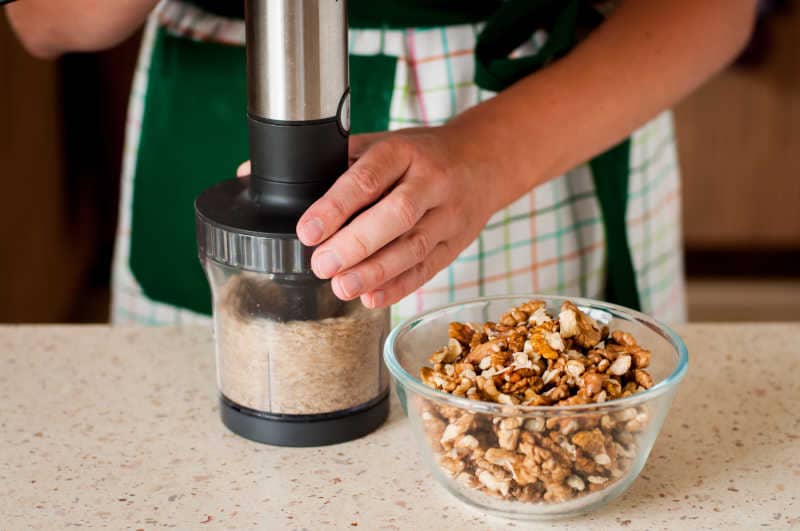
[
  {"xmin": 474, "ymin": 0, "xmax": 602, "ymax": 91},
  {"xmin": 590, "ymin": 139, "xmax": 642, "ymax": 311},
  {"xmin": 348, "ymin": 0, "xmax": 501, "ymax": 29},
  {"xmin": 182, "ymin": 0, "xmax": 502, "ymax": 27},
  {"xmin": 473, "ymin": 0, "xmax": 641, "ymax": 310},
  {"xmin": 349, "ymin": 55, "xmax": 397, "ymax": 134},
  {"xmin": 130, "ymin": 30, "xmax": 248, "ymax": 315}
]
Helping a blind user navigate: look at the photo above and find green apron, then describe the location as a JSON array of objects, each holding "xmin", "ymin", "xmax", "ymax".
[{"xmin": 129, "ymin": 0, "xmax": 641, "ymax": 316}]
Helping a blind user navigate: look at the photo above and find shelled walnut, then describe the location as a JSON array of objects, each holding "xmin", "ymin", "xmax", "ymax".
[{"xmin": 418, "ymin": 300, "xmax": 654, "ymax": 504}]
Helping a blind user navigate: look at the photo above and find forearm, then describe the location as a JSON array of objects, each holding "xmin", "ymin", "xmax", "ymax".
[
  {"xmin": 449, "ymin": 0, "xmax": 757, "ymax": 210},
  {"xmin": 5, "ymin": 0, "xmax": 158, "ymax": 59}
]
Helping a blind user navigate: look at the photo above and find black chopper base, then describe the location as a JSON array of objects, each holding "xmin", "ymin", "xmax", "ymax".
[{"xmin": 219, "ymin": 392, "xmax": 390, "ymax": 447}]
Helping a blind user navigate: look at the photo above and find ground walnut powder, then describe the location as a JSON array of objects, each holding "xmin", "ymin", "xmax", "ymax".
[{"xmin": 214, "ymin": 274, "xmax": 390, "ymax": 415}]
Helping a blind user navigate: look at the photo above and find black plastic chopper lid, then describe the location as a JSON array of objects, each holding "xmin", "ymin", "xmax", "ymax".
[
  {"xmin": 195, "ymin": 176, "xmax": 314, "ymax": 275},
  {"xmin": 195, "ymin": 176, "xmax": 347, "ymax": 322}
]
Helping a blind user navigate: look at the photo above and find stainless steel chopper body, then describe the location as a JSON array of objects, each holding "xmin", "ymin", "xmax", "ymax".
[{"xmin": 195, "ymin": 0, "xmax": 389, "ymax": 447}]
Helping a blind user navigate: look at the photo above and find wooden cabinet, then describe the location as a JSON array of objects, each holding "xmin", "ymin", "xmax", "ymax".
[
  {"xmin": 675, "ymin": 6, "xmax": 800, "ymax": 251},
  {"xmin": 0, "ymin": 16, "xmax": 93, "ymax": 322}
]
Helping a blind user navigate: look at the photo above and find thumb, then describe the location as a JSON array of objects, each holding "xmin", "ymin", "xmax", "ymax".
[
  {"xmin": 349, "ymin": 131, "xmax": 391, "ymax": 162},
  {"xmin": 236, "ymin": 160, "xmax": 251, "ymax": 177}
]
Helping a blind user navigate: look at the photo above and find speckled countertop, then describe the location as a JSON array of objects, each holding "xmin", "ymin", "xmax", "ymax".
[{"xmin": 1, "ymin": 324, "xmax": 798, "ymax": 530}]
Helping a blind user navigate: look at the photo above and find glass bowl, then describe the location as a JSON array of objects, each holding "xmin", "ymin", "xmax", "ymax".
[{"xmin": 384, "ymin": 295, "xmax": 688, "ymax": 520}]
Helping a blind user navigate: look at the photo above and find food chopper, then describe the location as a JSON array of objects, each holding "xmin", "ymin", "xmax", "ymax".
[{"xmin": 195, "ymin": 0, "xmax": 390, "ymax": 447}]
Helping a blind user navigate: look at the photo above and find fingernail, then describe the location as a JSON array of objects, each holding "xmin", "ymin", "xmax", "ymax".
[
  {"xmin": 338, "ymin": 272, "xmax": 363, "ymax": 298},
  {"xmin": 313, "ymin": 251, "xmax": 341, "ymax": 278},
  {"xmin": 370, "ymin": 290, "xmax": 385, "ymax": 308},
  {"xmin": 298, "ymin": 218, "xmax": 324, "ymax": 244}
]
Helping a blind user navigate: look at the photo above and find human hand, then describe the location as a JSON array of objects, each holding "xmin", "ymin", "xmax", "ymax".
[
  {"xmin": 295, "ymin": 126, "xmax": 510, "ymax": 309},
  {"xmin": 239, "ymin": 126, "xmax": 506, "ymax": 309}
]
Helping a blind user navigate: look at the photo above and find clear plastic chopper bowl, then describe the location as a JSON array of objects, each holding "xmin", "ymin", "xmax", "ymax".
[{"xmin": 384, "ymin": 295, "xmax": 688, "ymax": 520}]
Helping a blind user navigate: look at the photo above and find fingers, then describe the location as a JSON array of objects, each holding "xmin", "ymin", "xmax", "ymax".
[
  {"xmin": 360, "ymin": 241, "xmax": 457, "ymax": 309},
  {"xmin": 296, "ymin": 139, "xmax": 413, "ymax": 246},
  {"xmin": 237, "ymin": 161, "xmax": 251, "ymax": 177},
  {"xmin": 311, "ymin": 178, "xmax": 444, "ymax": 279},
  {"xmin": 329, "ymin": 206, "xmax": 455, "ymax": 300}
]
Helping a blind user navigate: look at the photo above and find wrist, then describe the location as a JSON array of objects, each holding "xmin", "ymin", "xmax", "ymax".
[{"xmin": 443, "ymin": 91, "xmax": 559, "ymax": 213}]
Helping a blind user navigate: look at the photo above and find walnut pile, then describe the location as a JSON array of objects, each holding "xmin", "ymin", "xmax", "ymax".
[{"xmin": 417, "ymin": 300, "xmax": 653, "ymax": 503}]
